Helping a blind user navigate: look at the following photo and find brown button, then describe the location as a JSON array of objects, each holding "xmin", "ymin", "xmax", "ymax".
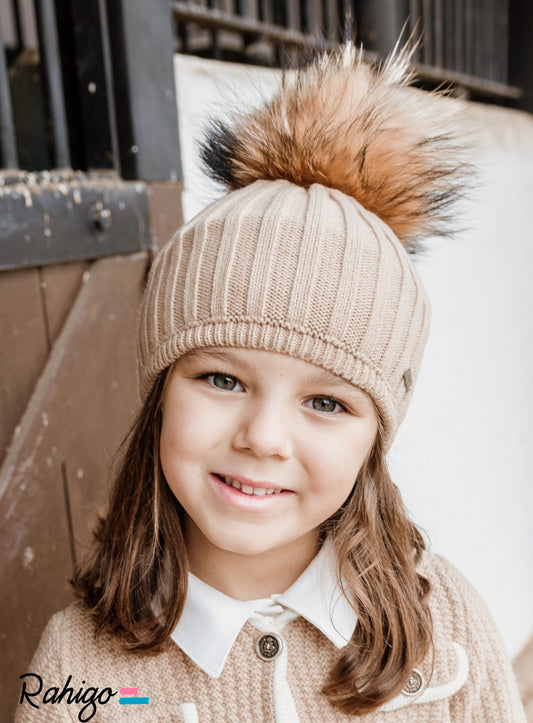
[
  {"xmin": 403, "ymin": 368, "xmax": 413, "ymax": 392},
  {"xmin": 255, "ymin": 633, "xmax": 283, "ymax": 661},
  {"xmin": 402, "ymin": 669, "xmax": 424, "ymax": 696}
]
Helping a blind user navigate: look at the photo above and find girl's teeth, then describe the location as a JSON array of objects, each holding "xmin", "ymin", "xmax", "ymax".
[{"xmin": 221, "ymin": 476, "xmax": 281, "ymax": 496}]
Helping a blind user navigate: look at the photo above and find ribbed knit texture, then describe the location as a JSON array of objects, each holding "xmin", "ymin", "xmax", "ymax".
[
  {"xmin": 16, "ymin": 554, "xmax": 526, "ymax": 722},
  {"xmin": 138, "ymin": 180, "xmax": 430, "ymax": 447}
]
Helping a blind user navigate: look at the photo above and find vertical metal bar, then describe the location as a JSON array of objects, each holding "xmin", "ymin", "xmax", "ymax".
[
  {"xmin": 285, "ymin": 0, "xmax": 300, "ymax": 30},
  {"xmin": 464, "ymin": 0, "xmax": 472, "ymax": 74},
  {"xmin": 444, "ymin": 0, "xmax": 454, "ymax": 70},
  {"xmin": 357, "ymin": 0, "xmax": 408, "ymax": 55},
  {"xmin": 258, "ymin": 0, "xmax": 274, "ymax": 64},
  {"xmin": 433, "ymin": 0, "xmax": 443, "ymax": 67},
  {"xmin": 12, "ymin": 0, "xmax": 24, "ymax": 53},
  {"xmin": 486, "ymin": 0, "xmax": 491, "ymax": 79},
  {"xmin": 63, "ymin": 0, "xmax": 120, "ymax": 171},
  {"xmin": 241, "ymin": 0, "xmax": 259, "ymax": 19},
  {"xmin": 301, "ymin": 0, "xmax": 309, "ymax": 32},
  {"xmin": 472, "ymin": 0, "xmax": 483, "ymax": 77},
  {"xmin": 409, "ymin": 0, "xmax": 421, "ymax": 29},
  {"xmin": 282, "ymin": 0, "xmax": 299, "ymax": 65},
  {"xmin": 486, "ymin": 0, "xmax": 494, "ymax": 80},
  {"xmin": 303, "ymin": 0, "xmax": 322, "ymax": 34},
  {"xmin": 339, "ymin": 0, "xmax": 353, "ymax": 39},
  {"xmin": 421, "ymin": 0, "xmax": 433, "ymax": 65},
  {"xmin": 34, "ymin": 0, "xmax": 70, "ymax": 168},
  {"xmin": 409, "ymin": 0, "xmax": 422, "ymax": 61},
  {"xmin": 493, "ymin": 0, "xmax": 499, "ymax": 81},
  {"xmin": 176, "ymin": 14, "xmax": 189, "ymax": 53},
  {"xmin": 499, "ymin": 0, "xmax": 509, "ymax": 83},
  {"xmin": 258, "ymin": 0, "xmax": 273, "ymax": 24},
  {"xmin": 508, "ymin": 0, "xmax": 531, "ymax": 110},
  {"xmin": 106, "ymin": 0, "xmax": 182, "ymax": 181},
  {"xmin": 474, "ymin": 0, "xmax": 482, "ymax": 77},
  {"xmin": 0, "ymin": 23, "xmax": 19, "ymax": 168},
  {"xmin": 455, "ymin": 0, "xmax": 463, "ymax": 72},
  {"xmin": 313, "ymin": 0, "xmax": 323, "ymax": 35},
  {"xmin": 271, "ymin": 0, "xmax": 285, "ymax": 27},
  {"xmin": 323, "ymin": 0, "xmax": 337, "ymax": 41},
  {"xmin": 206, "ymin": 0, "xmax": 221, "ymax": 60},
  {"xmin": 478, "ymin": 0, "xmax": 485, "ymax": 78},
  {"xmin": 250, "ymin": 0, "xmax": 270, "ymax": 62},
  {"xmin": 237, "ymin": 0, "xmax": 260, "ymax": 63}
]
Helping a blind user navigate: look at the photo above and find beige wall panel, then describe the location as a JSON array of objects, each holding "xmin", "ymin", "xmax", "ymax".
[
  {"xmin": 40, "ymin": 261, "xmax": 89, "ymax": 344},
  {"xmin": 64, "ymin": 254, "xmax": 148, "ymax": 548},
  {"xmin": 0, "ymin": 268, "xmax": 48, "ymax": 463},
  {"xmin": 0, "ymin": 252, "xmax": 148, "ymax": 720},
  {"xmin": 147, "ymin": 180, "xmax": 184, "ymax": 255}
]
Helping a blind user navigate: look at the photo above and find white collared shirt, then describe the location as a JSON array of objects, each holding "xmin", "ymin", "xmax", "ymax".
[
  {"xmin": 171, "ymin": 541, "xmax": 356, "ymax": 723},
  {"xmin": 171, "ymin": 539, "xmax": 356, "ymax": 678}
]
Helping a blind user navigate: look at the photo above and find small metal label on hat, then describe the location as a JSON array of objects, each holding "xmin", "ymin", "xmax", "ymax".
[
  {"xmin": 256, "ymin": 633, "xmax": 283, "ymax": 661},
  {"xmin": 402, "ymin": 669, "xmax": 424, "ymax": 697},
  {"xmin": 403, "ymin": 368, "xmax": 413, "ymax": 392}
]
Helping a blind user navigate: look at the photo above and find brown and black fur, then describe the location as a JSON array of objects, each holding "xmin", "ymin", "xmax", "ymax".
[{"xmin": 201, "ymin": 41, "xmax": 471, "ymax": 251}]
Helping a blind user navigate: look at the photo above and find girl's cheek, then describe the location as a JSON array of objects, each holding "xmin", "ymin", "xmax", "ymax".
[
  {"xmin": 307, "ymin": 425, "xmax": 374, "ymax": 475},
  {"xmin": 161, "ymin": 424, "xmax": 200, "ymax": 463},
  {"xmin": 161, "ymin": 397, "xmax": 229, "ymax": 459}
]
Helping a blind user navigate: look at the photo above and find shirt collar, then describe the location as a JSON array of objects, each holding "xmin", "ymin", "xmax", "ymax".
[{"xmin": 170, "ymin": 540, "xmax": 357, "ymax": 678}]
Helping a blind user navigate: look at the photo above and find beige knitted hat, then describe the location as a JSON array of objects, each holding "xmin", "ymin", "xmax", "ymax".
[{"xmin": 139, "ymin": 44, "xmax": 468, "ymax": 448}]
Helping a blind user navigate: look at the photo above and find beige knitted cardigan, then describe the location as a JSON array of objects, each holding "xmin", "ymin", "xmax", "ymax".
[{"xmin": 15, "ymin": 553, "xmax": 525, "ymax": 722}]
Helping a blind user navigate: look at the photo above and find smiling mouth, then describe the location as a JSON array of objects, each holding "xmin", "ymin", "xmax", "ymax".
[{"xmin": 213, "ymin": 474, "xmax": 284, "ymax": 496}]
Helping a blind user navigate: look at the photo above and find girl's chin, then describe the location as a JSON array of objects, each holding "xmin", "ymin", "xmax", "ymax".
[
  {"xmin": 199, "ymin": 525, "xmax": 320, "ymax": 561},
  {"xmin": 205, "ymin": 534, "xmax": 294, "ymax": 559}
]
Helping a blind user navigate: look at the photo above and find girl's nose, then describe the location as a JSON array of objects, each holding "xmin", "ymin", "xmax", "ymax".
[{"xmin": 232, "ymin": 401, "xmax": 293, "ymax": 460}]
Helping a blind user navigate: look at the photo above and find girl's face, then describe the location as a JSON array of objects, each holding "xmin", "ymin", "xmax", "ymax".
[{"xmin": 160, "ymin": 348, "xmax": 378, "ymax": 585}]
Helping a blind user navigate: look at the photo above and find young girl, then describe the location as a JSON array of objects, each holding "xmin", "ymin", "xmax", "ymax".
[{"xmin": 18, "ymin": 44, "xmax": 526, "ymax": 722}]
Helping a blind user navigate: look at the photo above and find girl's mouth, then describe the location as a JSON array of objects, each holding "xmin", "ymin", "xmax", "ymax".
[{"xmin": 213, "ymin": 473, "xmax": 284, "ymax": 496}]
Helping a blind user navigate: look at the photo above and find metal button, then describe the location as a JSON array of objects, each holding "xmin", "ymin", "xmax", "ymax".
[
  {"xmin": 255, "ymin": 633, "xmax": 283, "ymax": 661},
  {"xmin": 402, "ymin": 669, "xmax": 424, "ymax": 696}
]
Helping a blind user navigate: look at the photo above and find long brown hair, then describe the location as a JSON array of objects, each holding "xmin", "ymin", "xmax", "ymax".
[
  {"xmin": 322, "ymin": 428, "xmax": 432, "ymax": 712},
  {"xmin": 72, "ymin": 370, "xmax": 432, "ymax": 711},
  {"xmin": 72, "ymin": 370, "xmax": 188, "ymax": 651}
]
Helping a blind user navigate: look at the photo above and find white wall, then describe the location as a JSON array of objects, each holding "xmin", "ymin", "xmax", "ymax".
[
  {"xmin": 391, "ymin": 101, "xmax": 533, "ymax": 659},
  {"xmin": 173, "ymin": 54, "xmax": 533, "ymax": 658}
]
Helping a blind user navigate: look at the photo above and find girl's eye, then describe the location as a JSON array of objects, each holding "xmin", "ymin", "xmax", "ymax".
[
  {"xmin": 307, "ymin": 396, "xmax": 346, "ymax": 414},
  {"xmin": 206, "ymin": 373, "xmax": 243, "ymax": 391}
]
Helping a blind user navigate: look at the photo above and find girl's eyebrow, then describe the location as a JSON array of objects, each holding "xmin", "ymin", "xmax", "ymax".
[
  {"xmin": 304, "ymin": 367, "xmax": 350, "ymax": 387},
  {"xmin": 182, "ymin": 348, "xmax": 253, "ymax": 370},
  {"xmin": 304, "ymin": 369, "xmax": 372, "ymax": 402}
]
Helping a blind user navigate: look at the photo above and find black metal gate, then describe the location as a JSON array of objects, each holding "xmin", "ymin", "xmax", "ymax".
[{"xmin": 0, "ymin": 0, "xmax": 182, "ymax": 270}]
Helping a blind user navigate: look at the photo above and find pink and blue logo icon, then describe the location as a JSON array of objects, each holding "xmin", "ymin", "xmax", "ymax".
[{"xmin": 119, "ymin": 687, "xmax": 149, "ymax": 705}]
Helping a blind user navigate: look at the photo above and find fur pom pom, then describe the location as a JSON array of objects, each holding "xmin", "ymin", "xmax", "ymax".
[{"xmin": 201, "ymin": 42, "xmax": 471, "ymax": 249}]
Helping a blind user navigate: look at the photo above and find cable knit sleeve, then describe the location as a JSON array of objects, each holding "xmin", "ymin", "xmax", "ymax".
[
  {"xmin": 427, "ymin": 553, "xmax": 526, "ymax": 723},
  {"xmin": 15, "ymin": 610, "xmax": 73, "ymax": 722}
]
